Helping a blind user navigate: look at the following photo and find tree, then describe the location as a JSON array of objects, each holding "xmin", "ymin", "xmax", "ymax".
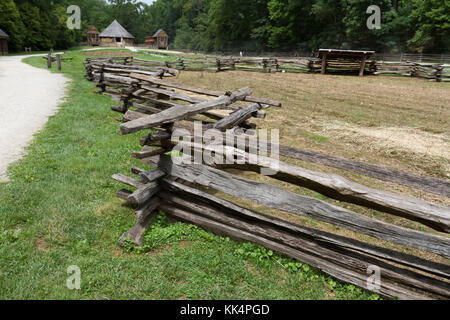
[
  {"xmin": 408, "ymin": 0, "xmax": 450, "ymax": 52},
  {"xmin": 173, "ymin": 0, "xmax": 210, "ymax": 51},
  {"xmin": 341, "ymin": 0, "xmax": 396, "ymax": 51},
  {"xmin": 263, "ymin": 0, "xmax": 316, "ymax": 51},
  {"xmin": 1, "ymin": 0, "xmax": 447, "ymax": 54},
  {"xmin": 0, "ymin": 0, "xmax": 26, "ymax": 51}
]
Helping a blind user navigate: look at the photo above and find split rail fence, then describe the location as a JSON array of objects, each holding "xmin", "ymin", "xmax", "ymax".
[
  {"xmin": 84, "ymin": 57, "xmax": 450, "ymax": 300},
  {"xmin": 44, "ymin": 51, "xmax": 72, "ymax": 71},
  {"xmin": 86, "ymin": 54, "xmax": 450, "ymax": 82},
  {"xmin": 143, "ymin": 52, "xmax": 450, "ymax": 81}
]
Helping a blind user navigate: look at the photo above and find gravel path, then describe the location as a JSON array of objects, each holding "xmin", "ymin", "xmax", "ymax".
[{"xmin": 0, "ymin": 55, "xmax": 69, "ymax": 182}]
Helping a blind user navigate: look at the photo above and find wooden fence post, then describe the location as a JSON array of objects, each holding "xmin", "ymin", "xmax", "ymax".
[
  {"xmin": 435, "ymin": 65, "xmax": 442, "ymax": 82},
  {"xmin": 47, "ymin": 53, "xmax": 52, "ymax": 69},
  {"xmin": 56, "ymin": 54, "xmax": 62, "ymax": 71},
  {"xmin": 216, "ymin": 58, "xmax": 221, "ymax": 72},
  {"xmin": 99, "ymin": 64, "xmax": 106, "ymax": 92},
  {"xmin": 359, "ymin": 55, "xmax": 367, "ymax": 77},
  {"xmin": 321, "ymin": 54, "xmax": 327, "ymax": 74}
]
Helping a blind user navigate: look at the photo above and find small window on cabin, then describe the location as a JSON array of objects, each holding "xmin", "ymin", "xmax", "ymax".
[{"xmin": 116, "ymin": 37, "xmax": 121, "ymax": 42}]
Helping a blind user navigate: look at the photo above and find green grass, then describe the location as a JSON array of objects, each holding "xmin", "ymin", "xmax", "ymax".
[{"xmin": 0, "ymin": 48, "xmax": 378, "ymax": 300}]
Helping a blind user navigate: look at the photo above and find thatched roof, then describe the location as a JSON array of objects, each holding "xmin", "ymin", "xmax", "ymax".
[
  {"xmin": 87, "ymin": 26, "xmax": 99, "ymax": 34},
  {"xmin": 0, "ymin": 29, "xmax": 9, "ymax": 38},
  {"xmin": 153, "ymin": 29, "xmax": 168, "ymax": 38},
  {"xmin": 100, "ymin": 20, "xmax": 134, "ymax": 39}
]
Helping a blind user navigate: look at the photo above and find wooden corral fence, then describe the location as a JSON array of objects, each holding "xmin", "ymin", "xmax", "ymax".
[
  {"xmin": 84, "ymin": 57, "xmax": 450, "ymax": 300},
  {"xmin": 44, "ymin": 52, "xmax": 72, "ymax": 71},
  {"xmin": 84, "ymin": 56, "xmax": 179, "ymax": 111},
  {"xmin": 374, "ymin": 53, "xmax": 450, "ymax": 64},
  {"xmin": 84, "ymin": 54, "xmax": 450, "ymax": 81},
  {"xmin": 318, "ymin": 49, "xmax": 375, "ymax": 76},
  {"xmin": 138, "ymin": 52, "xmax": 450, "ymax": 82},
  {"xmin": 375, "ymin": 61, "xmax": 450, "ymax": 82}
]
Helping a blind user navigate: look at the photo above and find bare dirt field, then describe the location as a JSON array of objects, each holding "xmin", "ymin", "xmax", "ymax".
[
  {"xmin": 173, "ymin": 71, "xmax": 450, "ymax": 263},
  {"xmin": 176, "ymin": 71, "xmax": 450, "ymax": 179}
]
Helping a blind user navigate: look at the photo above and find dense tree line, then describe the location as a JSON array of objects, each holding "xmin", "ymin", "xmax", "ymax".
[{"xmin": 0, "ymin": 0, "xmax": 448, "ymax": 53}]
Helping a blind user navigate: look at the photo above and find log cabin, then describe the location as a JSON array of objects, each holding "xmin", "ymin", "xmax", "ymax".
[
  {"xmin": 87, "ymin": 26, "xmax": 100, "ymax": 46},
  {"xmin": 144, "ymin": 29, "xmax": 169, "ymax": 49},
  {"xmin": 99, "ymin": 20, "xmax": 135, "ymax": 47},
  {"xmin": 0, "ymin": 29, "xmax": 9, "ymax": 56}
]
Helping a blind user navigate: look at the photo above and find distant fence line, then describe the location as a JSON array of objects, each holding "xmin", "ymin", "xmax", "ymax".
[
  {"xmin": 167, "ymin": 49, "xmax": 450, "ymax": 64},
  {"xmin": 135, "ymin": 51, "xmax": 450, "ymax": 82},
  {"xmin": 76, "ymin": 41, "xmax": 450, "ymax": 64},
  {"xmin": 374, "ymin": 53, "xmax": 450, "ymax": 64}
]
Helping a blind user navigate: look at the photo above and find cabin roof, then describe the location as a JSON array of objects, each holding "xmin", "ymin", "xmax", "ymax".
[
  {"xmin": 153, "ymin": 29, "xmax": 168, "ymax": 37},
  {"xmin": 0, "ymin": 29, "xmax": 9, "ymax": 38},
  {"xmin": 87, "ymin": 26, "xmax": 99, "ymax": 34},
  {"xmin": 318, "ymin": 49, "xmax": 375, "ymax": 58},
  {"xmin": 100, "ymin": 20, "xmax": 135, "ymax": 39}
]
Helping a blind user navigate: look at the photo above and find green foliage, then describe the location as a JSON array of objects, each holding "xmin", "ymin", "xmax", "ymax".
[
  {"xmin": 1, "ymin": 0, "xmax": 448, "ymax": 53},
  {"xmin": 144, "ymin": 0, "xmax": 450, "ymax": 52},
  {"xmin": 123, "ymin": 213, "xmax": 218, "ymax": 253},
  {"xmin": 408, "ymin": 0, "xmax": 450, "ymax": 52},
  {"xmin": 232, "ymin": 241, "xmax": 381, "ymax": 300},
  {"xmin": 0, "ymin": 0, "xmax": 26, "ymax": 51},
  {"xmin": 127, "ymin": 212, "xmax": 381, "ymax": 300}
]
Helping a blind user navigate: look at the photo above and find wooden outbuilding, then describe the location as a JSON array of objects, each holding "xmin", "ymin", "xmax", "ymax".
[
  {"xmin": 144, "ymin": 29, "xmax": 169, "ymax": 49},
  {"xmin": 87, "ymin": 26, "xmax": 100, "ymax": 46},
  {"xmin": 99, "ymin": 20, "xmax": 135, "ymax": 47},
  {"xmin": 0, "ymin": 29, "xmax": 9, "ymax": 56},
  {"xmin": 318, "ymin": 49, "xmax": 375, "ymax": 76}
]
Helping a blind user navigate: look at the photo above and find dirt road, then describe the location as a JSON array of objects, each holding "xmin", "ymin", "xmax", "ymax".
[{"xmin": 0, "ymin": 55, "xmax": 69, "ymax": 182}]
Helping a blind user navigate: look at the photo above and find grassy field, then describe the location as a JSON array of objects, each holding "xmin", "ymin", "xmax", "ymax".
[
  {"xmin": 0, "ymin": 49, "xmax": 380, "ymax": 300},
  {"xmin": 1, "ymin": 48, "xmax": 449, "ymax": 300}
]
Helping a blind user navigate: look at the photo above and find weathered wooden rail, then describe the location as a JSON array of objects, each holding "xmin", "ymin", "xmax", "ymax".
[
  {"xmin": 138, "ymin": 51, "xmax": 450, "ymax": 81},
  {"xmin": 44, "ymin": 52, "xmax": 72, "ymax": 71},
  {"xmin": 85, "ymin": 54, "xmax": 449, "ymax": 81},
  {"xmin": 375, "ymin": 61, "xmax": 449, "ymax": 81},
  {"xmin": 85, "ymin": 58, "xmax": 450, "ymax": 299}
]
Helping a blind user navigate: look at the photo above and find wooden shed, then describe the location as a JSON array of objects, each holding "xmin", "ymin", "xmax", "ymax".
[
  {"xmin": 0, "ymin": 29, "xmax": 9, "ymax": 56},
  {"xmin": 144, "ymin": 29, "xmax": 169, "ymax": 49},
  {"xmin": 99, "ymin": 20, "xmax": 135, "ymax": 47},
  {"xmin": 87, "ymin": 26, "xmax": 100, "ymax": 46},
  {"xmin": 318, "ymin": 49, "xmax": 375, "ymax": 76}
]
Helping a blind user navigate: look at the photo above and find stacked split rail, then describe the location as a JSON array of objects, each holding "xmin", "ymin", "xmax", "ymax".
[
  {"xmin": 140, "ymin": 51, "xmax": 450, "ymax": 81},
  {"xmin": 375, "ymin": 61, "xmax": 450, "ymax": 81},
  {"xmin": 84, "ymin": 55, "xmax": 450, "ymax": 81},
  {"xmin": 84, "ymin": 58, "xmax": 450, "ymax": 300}
]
